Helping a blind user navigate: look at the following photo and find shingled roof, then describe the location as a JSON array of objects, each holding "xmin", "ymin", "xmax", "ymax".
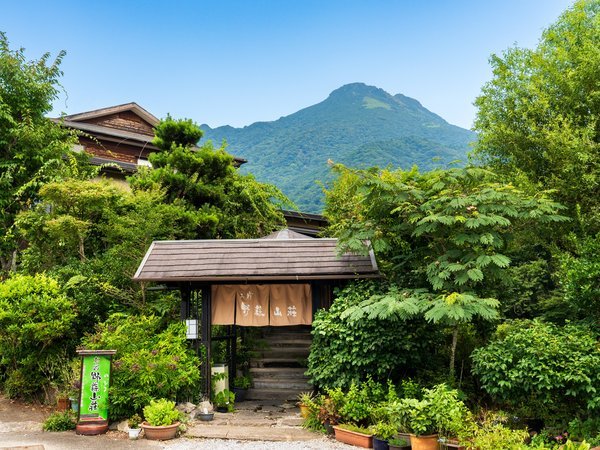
[{"xmin": 133, "ymin": 238, "xmax": 379, "ymax": 282}]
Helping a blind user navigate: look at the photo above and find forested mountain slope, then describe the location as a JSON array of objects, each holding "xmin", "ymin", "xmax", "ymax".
[{"xmin": 201, "ymin": 83, "xmax": 476, "ymax": 212}]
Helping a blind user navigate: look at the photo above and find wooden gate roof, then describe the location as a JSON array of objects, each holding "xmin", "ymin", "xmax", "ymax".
[{"xmin": 133, "ymin": 238, "xmax": 379, "ymax": 282}]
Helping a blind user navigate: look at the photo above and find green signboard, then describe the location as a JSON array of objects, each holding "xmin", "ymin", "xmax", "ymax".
[{"xmin": 79, "ymin": 354, "xmax": 112, "ymax": 422}]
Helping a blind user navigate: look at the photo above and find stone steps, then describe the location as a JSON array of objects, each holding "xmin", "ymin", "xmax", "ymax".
[
  {"xmin": 246, "ymin": 387, "xmax": 308, "ymax": 401},
  {"xmin": 247, "ymin": 326, "xmax": 313, "ymax": 400},
  {"xmin": 250, "ymin": 367, "xmax": 308, "ymax": 378},
  {"xmin": 256, "ymin": 346, "xmax": 310, "ymax": 358}
]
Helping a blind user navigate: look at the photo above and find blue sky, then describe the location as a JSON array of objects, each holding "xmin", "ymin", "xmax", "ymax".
[{"xmin": 3, "ymin": 0, "xmax": 572, "ymax": 129}]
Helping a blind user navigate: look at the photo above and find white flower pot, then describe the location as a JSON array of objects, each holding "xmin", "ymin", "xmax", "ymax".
[{"xmin": 128, "ymin": 427, "xmax": 142, "ymax": 440}]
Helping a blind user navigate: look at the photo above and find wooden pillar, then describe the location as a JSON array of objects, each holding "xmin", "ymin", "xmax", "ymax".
[
  {"xmin": 180, "ymin": 284, "xmax": 190, "ymax": 320},
  {"xmin": 201, "ymin": 285, "xmax": 212, "ymax": 399},
  {"xmin": 311, "ymin": 282, "xmax": 320, "ymax": 318},
  {"xmin": 230, "ymin": 325, "xmax": 237, "ymax": 382}
]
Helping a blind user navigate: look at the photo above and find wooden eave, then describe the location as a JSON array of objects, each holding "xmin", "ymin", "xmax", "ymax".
[
  {"xmin": 133, "ymin": 239, "xmax": 380, "ymax": 283},
  {"xmin": 63, "ymin": 102, "xmax": 159, "ymax": 126},
  {"xmin": 54, "ymin": 118, "xmax": 247, "ymax": 166}
]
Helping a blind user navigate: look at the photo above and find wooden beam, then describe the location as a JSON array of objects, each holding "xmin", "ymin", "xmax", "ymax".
[{"xmin": 201, "ymin": 286, "xmax": 212, "ymax": 399}]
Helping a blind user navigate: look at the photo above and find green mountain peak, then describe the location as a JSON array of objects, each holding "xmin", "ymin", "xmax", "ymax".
[{"xmin": 201, "ymin": 83, "xmax": 476, "ymax": 212}]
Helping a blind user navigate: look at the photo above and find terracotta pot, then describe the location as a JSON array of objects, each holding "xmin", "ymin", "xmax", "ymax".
[
  {"xmin": 141, "ymin": 421, "xmax": 180, "ymax": 441},
  {"xmin": 333, "ymin": 425, "xmax": 374, "ymax": 448},
  {"xmin": 76, "ymin": 420, "xmax": 109, "ymax": 435},
  {"xmin": 298, "ymin": 404, "xmax": 310, "ymax": 418},
  {"xmin": 410, "ymin": 433, "xmax": 439, "ymax": 450}
]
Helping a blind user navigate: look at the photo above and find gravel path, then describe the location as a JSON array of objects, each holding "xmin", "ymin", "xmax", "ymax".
[{"xmin": 164, "ymin": 437, "xmax": 357, "ymax": 449}]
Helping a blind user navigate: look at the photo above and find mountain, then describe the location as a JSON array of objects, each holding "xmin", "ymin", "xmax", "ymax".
[{"xmin": 201, "ymin": 83, "xmax": 476, "ymax": 213}]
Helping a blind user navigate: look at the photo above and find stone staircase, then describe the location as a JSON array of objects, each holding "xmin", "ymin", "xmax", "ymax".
[{"xmin": 247, "ymin": 326, "xmax": 313, "ymax": 401}]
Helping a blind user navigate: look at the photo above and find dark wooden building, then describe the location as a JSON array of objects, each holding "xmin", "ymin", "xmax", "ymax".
[
  {"xmin": 53, "ymin": 102, "xmax": 246, "ymax": 178},
  {"xmin": 133, "ymin": 230, "xmax": 379, "ymax": 400}
]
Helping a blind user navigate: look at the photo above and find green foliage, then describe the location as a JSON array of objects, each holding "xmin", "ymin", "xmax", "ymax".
[
  {"xmin": 0, "ymin": 274, "xmax": 76, "ymax": 399},
  {"xmin": 143, "ymin": 398, "xmax": 180, "ymax": 426},
  {"xmin": 42, "ymin": 410, "xmax": 76, "ymax": 431},
  {"xmin": 372, "ymin": 421, "xmax": 398, "ymax": 440},
  {"xmin": 82, "ymin": 314, "xmax": 201, "ymax": 420},
  {"xmin": 202, "ymin": 82, "xmax": 475, "ymax": 212},
  {"xmin": 128, "ymin": 413, "xmax": 142, "ymax": 429},
  {"xmin": 152, "ymin": 114, "xmax": 203, "ymax": 151},
  {"xmin": 325, "ymin": 164, "xmax": 566, "ymax": 377},
  {"xmin": 458, "ymin": 412, "xmax": 528, "ymax": 450},
  {"xmin": 471, "ymin": 320, "xmax": 600, "ymax": 424},
  {"xmin": 557, "ymin": 234, "xmax": 600, "ymax": 325},
  {"xmin": 306, "ymin": 281, "xmax": 445, "ymax": 389},
  {"xmin": 0, "ymin": 32, "xmax": 83, "ymax": 272},
  {"xmin": 213, "ymin": 389, "xmax": 235, "ymax": 412},
  {"xmin": 336, "ymin": 423, "xmax": 373, "ymax": 435},
  {"xmin": 233, "ymin": 375, "xmax": 251, "ymax": 390},
  {"xmin": 568, "ymin": 417, "xmax": 600, "ymax": 445},
  {"xmin": 131, "ymin": 116, "xmax": 287, "ymax": 239},
  {"xmin": 473, "ymin": 0, "xmax": 600, "ymax": 233},
  {"xmin": 397, "ymin": 384, "xmax": 470, "ymax": 436}
]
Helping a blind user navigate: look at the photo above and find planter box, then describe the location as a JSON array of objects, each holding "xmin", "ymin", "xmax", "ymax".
[{"xmin": 333, "ymin": 425, "xmax": 374, "ymax": 448}]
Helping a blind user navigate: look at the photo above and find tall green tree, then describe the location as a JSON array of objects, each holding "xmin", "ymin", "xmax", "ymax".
[
  {"xmin": 131, "ymin": 115, "xmax": 288, "ymax": 238},
  {"xmin": 0, "ymin": 32, "xmax": 80, "ymax": 273},
  {"xmin": 473, "ymin": 0, "xmax": 600, "ymax": 233},
  {"xmin": 327, "ymin": 164, "xmax": 566, "ymax": 378}
]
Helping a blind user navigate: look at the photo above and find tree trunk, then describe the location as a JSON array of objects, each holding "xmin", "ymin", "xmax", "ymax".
[
  {"xmin": 78, "ymin": 235, "xmax": 86, "ymax": 261},
  {"xmin": 449, "ymin": 325, "xmax": 459, "ymax": 381},
  {"xmin": 1, "ymin": 250, "xmax": 17, "ymax": 273}
]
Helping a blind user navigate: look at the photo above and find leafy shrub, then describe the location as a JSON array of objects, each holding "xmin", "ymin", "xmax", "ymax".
[
  {"xmin": 558, "ymin": 234, "xmax": 600, "ymax": 325},
  {"xmin": 0, "ymin": 274, "xmax": 76, "ymax": 399},
  {"xmin": 43, "ymin": 410, "xmax": 76, "ymax": 431},
  {"xmin": 471, "ymin": 320, "xmax": 600, "ymax": 424},
  {"xmin": 143, "ymin": 398, "xmax": 181, "ymax": 426},
  {"xmin": 213, "ymin": 389, "xmax": 235, "ymax": 412},
  {"xmin": 128, "ymin": 413, "xmax": 142, "ymax": 429},
  {"xmin": 81, "ymin": 314, "xmax": 201, "ymax": 420},
  {"xmin": 306, "ymin": 281, "xmax": 445, "ymax": 389},
  {"xmin": 461, "ymin": 417, "xmax": 528, "ymax": 450},
  {"xmin": 568, "ymin": 417, "xmax": 600, "ymax": 446}
]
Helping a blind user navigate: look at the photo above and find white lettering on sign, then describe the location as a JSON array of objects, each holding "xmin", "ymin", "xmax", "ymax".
[
  {"xmin": 287, "ymin": 305, "xmax": 297, "ymax": 317},
  {"xmin": 241, "ymin": 302, "xmax": 250, "ymax": 317}
]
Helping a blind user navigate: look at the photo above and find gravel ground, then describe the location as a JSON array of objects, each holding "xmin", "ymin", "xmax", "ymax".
[{"xmin": 164, "ymin": 437, "xmax": 357, "ymax": 449}]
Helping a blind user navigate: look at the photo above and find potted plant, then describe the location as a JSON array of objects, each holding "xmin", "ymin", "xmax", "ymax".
[
  {"xmin": 297, "ymin": 391, "xmax": 315, "ymax": 419},
  {"xmin": 388, "ymin": 436, "xmax": 412, "ymax": 450},
  {"xmin": 127, "ymin": 414, "xmax": 142, "ymax": 440},
  {"xmin": 214, "ymin": 389, "xmax": 235, "ymax": 413},
  {"xmin": 317, "ymin": 396, "xmax": 341, "ymax": 435},
  {"xmin": 141, "ymin": 398, "xmax": 181, "ymax": 441},
  {"xmin": 373, "ymin": 422, "xmax": 399, "ymax": 450},
  {"xmin": 400, "ymin": 397, "xmax": 439, "ymax": 450},
  {"xmin": 233, "ymin": 375, "xmax": 251, "ymax": 402},
  {"xmin": 333, "ymin": 423, "xmax": 374, "ymax": 448}
]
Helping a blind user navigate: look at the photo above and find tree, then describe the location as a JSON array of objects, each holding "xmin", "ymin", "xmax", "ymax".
[
  {"xmin": 130, "ymin": 115, "xmax": 288, "ymax": 239},
  {"xmin": 0, "ymin": 32, "xmax": 80, "ymax": 273},
  {"xmin": 0, "ymin": 273, "xmax": 76, "ymax": 399},
  {"xmin": 473, "ymin": 0, "xmax": 600, "ymax": 233},
  {"xmin": 326, "ymin": 164, "xmax": 567, "ymax": 379}
]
